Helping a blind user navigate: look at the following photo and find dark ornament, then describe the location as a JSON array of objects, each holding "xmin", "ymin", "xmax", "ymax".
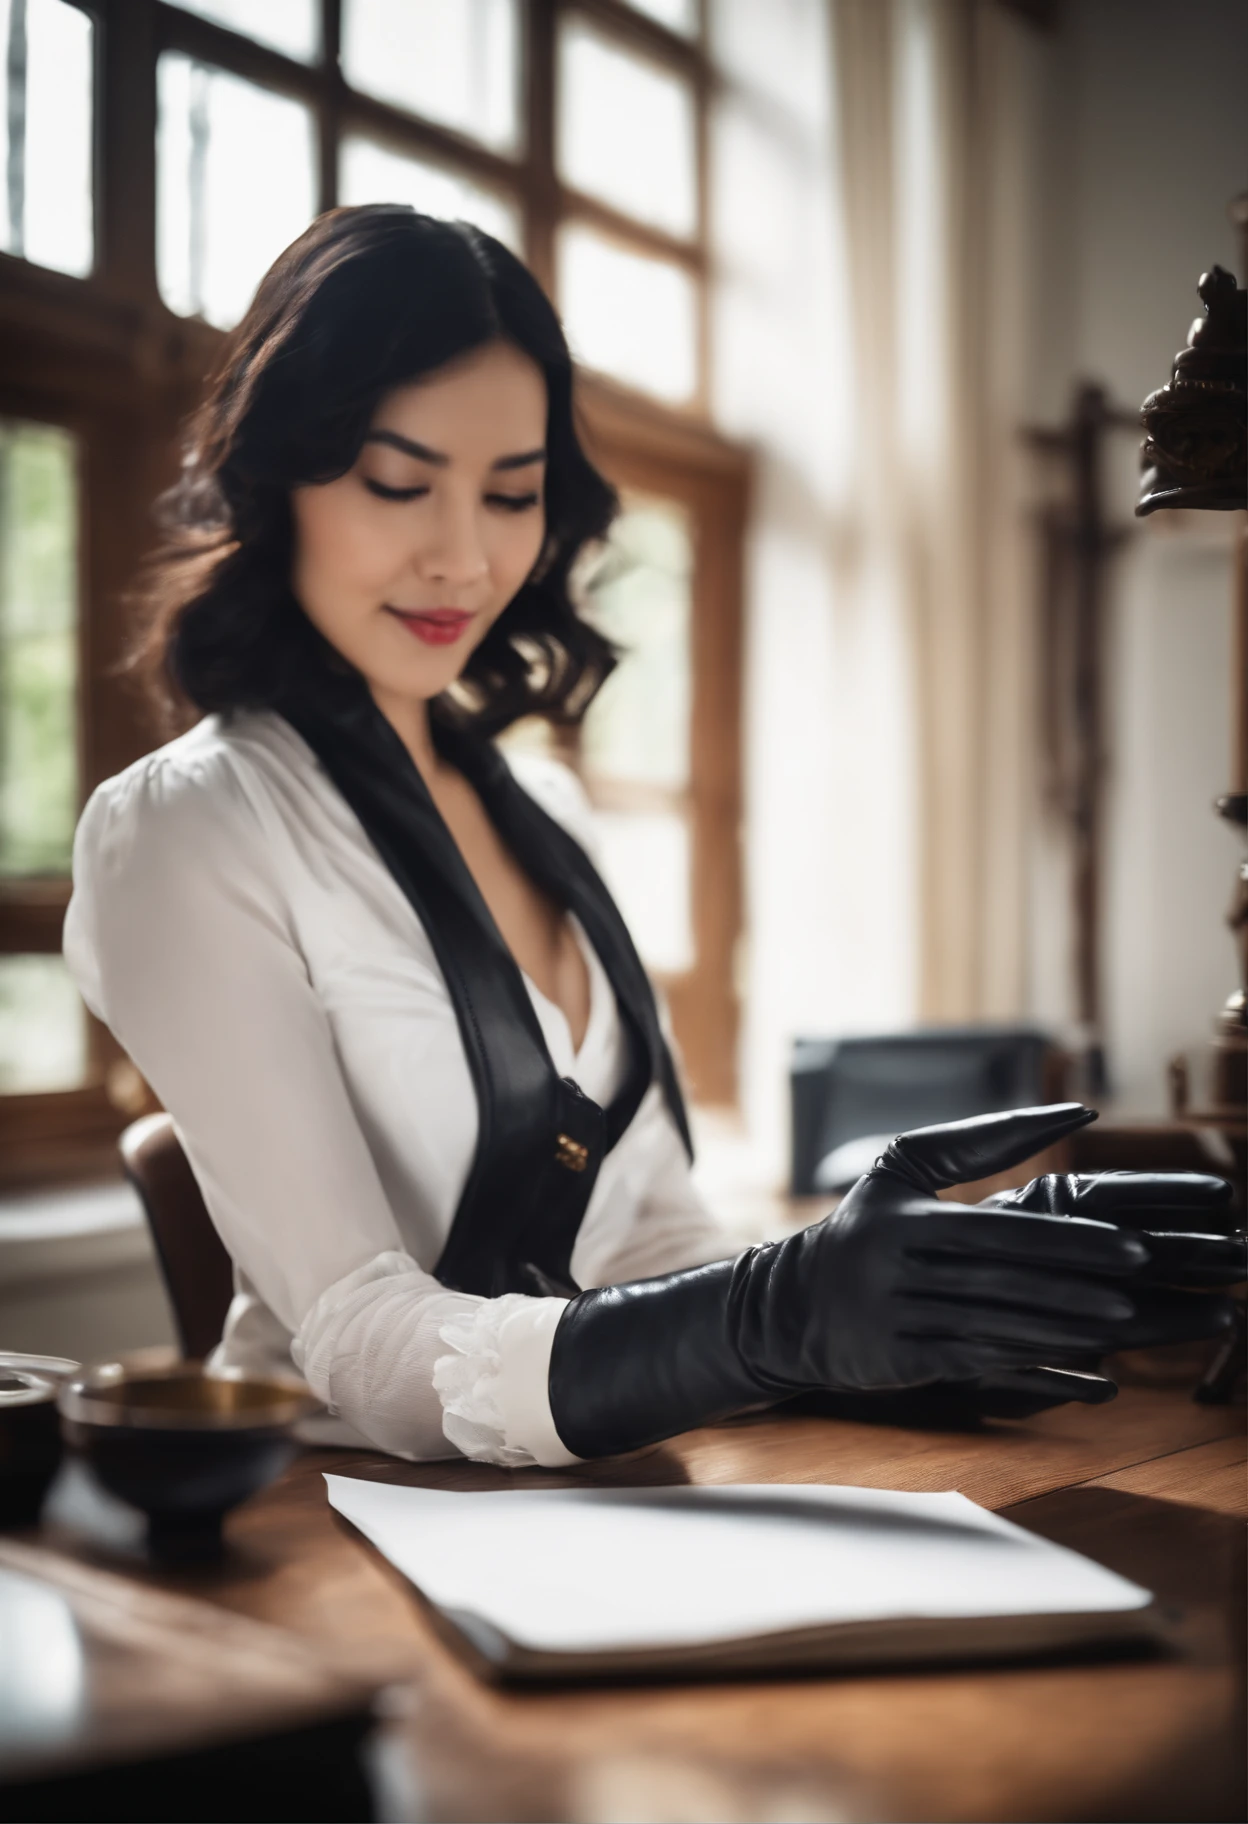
[{"xmin": 1136, "ymin": 265, "xmax": 1247, "ymax": 515}]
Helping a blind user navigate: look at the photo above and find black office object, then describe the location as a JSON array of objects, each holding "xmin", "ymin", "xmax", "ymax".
[{"xmin": 790, "ymin": 1025, "xmax": 1056, "ymax": 1195}]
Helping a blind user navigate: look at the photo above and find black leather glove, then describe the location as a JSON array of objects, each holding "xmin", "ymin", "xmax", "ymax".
[
  {"xmin": 786, "ymin": 1364, "xmax": 1119, "ymax": 1429},
  {"xmin": 549, "ymin": 1104, "xmax": 1238, "ymax": 1459},
  {"xmin": 980, "ymin": 1170, "xmax": 1244, "ymax": 1292},
  {"xmin": 818, "ymin": 1138, "xmax": 1246, "ymax": 1417}
]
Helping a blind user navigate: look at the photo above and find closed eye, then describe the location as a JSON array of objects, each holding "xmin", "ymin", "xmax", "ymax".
[
  {"xmin": 363, "ymin": 479, "xmax": 429, "ymax": 502},
  {"xmin": 363, "ymin": 481, "xmax": 540, "ymax": 510}
]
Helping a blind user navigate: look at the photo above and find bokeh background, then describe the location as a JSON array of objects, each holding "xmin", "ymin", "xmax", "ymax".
[{"xmin": 0, "ymin": 0, "xmax": 1244, "ymax": 1355}]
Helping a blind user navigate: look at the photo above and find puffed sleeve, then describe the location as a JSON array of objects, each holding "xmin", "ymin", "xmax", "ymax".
[{"xmin": 63, "ymin": 746, "xmax": 576, "ymax": 1466}]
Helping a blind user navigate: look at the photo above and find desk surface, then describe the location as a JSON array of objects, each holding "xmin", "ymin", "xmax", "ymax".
[{"xmin": 26, "ymin": 1365, "xmax": 1248, "ymax": 1824}]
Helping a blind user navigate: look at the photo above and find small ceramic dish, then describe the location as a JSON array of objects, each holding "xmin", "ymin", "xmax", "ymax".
[
  {"xmin": 58, "ymin": 1348, "xmax": 318, "ymax": 1562},
  {"xmin": 0, "ymin": 1352, "xmax": 80, "ymax": 1383},
  {"xmin": 0, "ymin": 1357, "xmax": 74, "ymax": 1526}
]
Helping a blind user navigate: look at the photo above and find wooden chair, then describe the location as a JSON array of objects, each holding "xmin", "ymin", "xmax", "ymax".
[{"xmin": 119, "ymin": 1114, "xmax": 234, "ymax": 1361}]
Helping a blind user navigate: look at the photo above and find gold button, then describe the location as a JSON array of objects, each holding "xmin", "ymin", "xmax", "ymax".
[{"xmin": 555, "ymin": 1133, "xmax": 590, "ymax": 1173}]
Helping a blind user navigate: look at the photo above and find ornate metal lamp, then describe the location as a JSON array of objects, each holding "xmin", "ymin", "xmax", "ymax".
[
  {"xmin": 1137, "ymin": 264, "xmax": 1247, "ymax": 515},
  {"xmin": 1136, "ymin": 245, "xmax": 1247, "ymax": 1401},
  {"xmin": 1135, "ymin": 260, "xmax": 1247, "ymax": 1154}
]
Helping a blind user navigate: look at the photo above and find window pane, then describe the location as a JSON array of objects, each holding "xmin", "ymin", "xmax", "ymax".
[
  {"xmin": 0, "ymin": 955, "xmax": 86, "ymax": 1092},
  {"xmin": 167, "ymin": 0, "xmax": 320, "ymax": 63},
  {"xmin": 157, "ymin": 54, "xmax": 317, "ymax": 331},
  {"xmin": 0, "ymin": 419, "xmax": 78, "ymax": 878},
  {"xmin": 579, "ymin": 498, "xmax": 695, "ymax": 975},
  {"xmin": 0, "ymin": 0, "xmax": 93, "ymax": 276},
  {"xmin": 557, "ymin": 18, "xmax": 696, "ymax": 238},
  {"xmin": 339, "ymin": 136, "xmax": 521, "ymax": 252},
  {"xmin": 558, "ymin": 224, "xmax": 697, "ymax": 403},
  {"xmin": 596, "ymin": 812, "xmax": 693, "ymax": 974},
  {"xmin": 623, "ymin": 0, "xmax": 698, "ymax": 35},
  {"xmin": 342, "ymin": 0, "xmax": 519, "ymax": 153},
  {"xmin": 581, "ymin": 499, "xmax": 692, "ymax": 790}
]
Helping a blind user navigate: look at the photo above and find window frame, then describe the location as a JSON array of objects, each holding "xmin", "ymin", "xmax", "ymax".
[
  {"xmin": 0, "ymin": 0, "xmax": 744, "ymax": 1186},
  {"xmin": 136, "ymin": 0, "xmax": 713, "ymax": 405},
  {"xmin": 572, "ymin": 379, "xmax": 747, "ymax": 1104}
]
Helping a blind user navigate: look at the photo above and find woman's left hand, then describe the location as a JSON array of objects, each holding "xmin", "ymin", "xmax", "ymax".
[
  {"xmin": 877, "ymin": 1121, "xmax": 1245, "ymax": 1412},
  {"xmin": 842, "ymin": 1168, "xmax": 1245, "ymax": 1419},
  {"xmin": 979, "ymin": 1171, "xmax": 1246, "ymax": 1286}
]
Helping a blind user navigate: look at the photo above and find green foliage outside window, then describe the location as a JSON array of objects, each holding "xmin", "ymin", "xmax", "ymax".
[{"xmin": 0, "ymin": 418, "xmax": 79, "ymax": 878}]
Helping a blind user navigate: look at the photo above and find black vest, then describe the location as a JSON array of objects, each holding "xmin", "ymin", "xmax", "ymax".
[{"xmin": 280, "ymin": 677, "xmax": 692, "ymax": 1300}]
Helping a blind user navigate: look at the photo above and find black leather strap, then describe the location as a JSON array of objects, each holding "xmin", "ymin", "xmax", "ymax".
[
  {"xmin": 279, "ymin": 674, "xmax": 690, "ymax": 1298},
  {"xmin": 443, "ymin": 724, "xmax": 693, "ymax": 1164}
]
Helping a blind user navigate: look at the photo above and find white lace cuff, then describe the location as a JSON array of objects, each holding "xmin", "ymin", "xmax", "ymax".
[
  {"xmin": 293, "ymin": 1248, "xmax": 425, "ymax": 1406},
  {"xmin": 434, "ymin": 1295, "xmax": 581, "ymax": 1469}
]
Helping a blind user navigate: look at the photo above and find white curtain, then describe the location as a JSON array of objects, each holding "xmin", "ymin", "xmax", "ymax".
[
  {"xmin": 710, "ymin": 0, "xmax": 1049, "ymax": 1166},
  {"xmin": 833, "ymin": 0, "xmax": 1048, "ymax": 1022}
]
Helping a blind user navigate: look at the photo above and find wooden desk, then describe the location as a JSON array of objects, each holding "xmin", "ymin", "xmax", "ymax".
[{"xmin": 22, "ymin": 1370, "xmax": 1248, "ymax": 1824}]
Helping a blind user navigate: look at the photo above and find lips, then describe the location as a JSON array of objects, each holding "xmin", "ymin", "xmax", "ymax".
[{"xmin": 385, "ymin": 606, "xmax": 476, "ymax": 647}]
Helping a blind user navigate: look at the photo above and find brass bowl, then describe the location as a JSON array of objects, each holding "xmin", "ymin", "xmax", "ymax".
[
  {"xmin": 59, "ymin": 1349, "xmax": 319, "ymax": 1562},
  {"xmin": 0, "ymin": 1355, "xmax": 76, "ymax": 1526}
]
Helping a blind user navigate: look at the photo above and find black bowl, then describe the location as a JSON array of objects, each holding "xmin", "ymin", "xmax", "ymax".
[
  {"xmin": 0, "ymin": 1359, "xmax": 73, "ymax": 1526},
  {"xmin": 58, "ymin": 1350, "xmax": 319, "ymax": 1563}
]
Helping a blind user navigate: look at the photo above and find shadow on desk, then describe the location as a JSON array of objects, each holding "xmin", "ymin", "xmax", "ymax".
[{"xmin": 2, "ymin": 1716, "xmax": 376, "ymax": 1824}]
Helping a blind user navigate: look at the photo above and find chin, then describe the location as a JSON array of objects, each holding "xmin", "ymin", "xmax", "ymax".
[
  {"xmin": 371, "ymin": 661, "xmax": 461, "ymax": 705},
  {"xmin": 365, "ymin": 638, "xmax": 476, "ymax": 705}
]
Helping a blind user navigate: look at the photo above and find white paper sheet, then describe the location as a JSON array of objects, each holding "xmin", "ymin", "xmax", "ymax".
[{"xmin": 324, "ymin": 1477, "xmax": 1152, "ymax": 1655}]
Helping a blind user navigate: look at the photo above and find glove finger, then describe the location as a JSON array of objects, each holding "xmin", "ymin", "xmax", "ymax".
[
  {"xmin": 1060, "ymin": 1172, "xmax": 1235, "ymax": 1225},
  {"xmin": 898, "ymin": 1297, "xmax": 1131, "ymax": 1359},
  {"xmin": 975, "ymin": 1366, "xmax": 1118, "ymax": 1412},
  {"xmin": 1134, "ymin": 1230, "xmax": 1248, "ymax": 1287},
  {"xmin": 885, "ymin": 1103, "xmax": 1096, "ymax": 1194},
  {"xmin": 985, "ymin": 1172, "xmax": 1236, "ymax": 1229},
  {"xmin": 900, "ymin": 1257, "xmax": 1136, "ymax": 1322},
  {"xmin": 915, "ymin": 1205, "xmax": 1149, "ymax": 1276},
  {"xmin": 1111, "ymin": 1287, "xmax": 1238, "ymax": 1348}
]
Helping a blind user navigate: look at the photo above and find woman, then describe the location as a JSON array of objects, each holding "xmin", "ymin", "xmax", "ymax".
[{"xmin": 64, "ymin": 208, "xmax": 1240, "ymax": 1467}]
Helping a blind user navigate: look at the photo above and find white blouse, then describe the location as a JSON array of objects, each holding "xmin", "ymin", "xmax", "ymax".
[{"xmin": 62, "ymin": 712, "xmax": 733, "ymax": 1469}]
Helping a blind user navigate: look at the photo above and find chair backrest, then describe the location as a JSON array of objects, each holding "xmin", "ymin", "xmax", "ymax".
[
  {"xmin": 790, "ymin": 1025, "xmax": 1063, "ymax": 1195},
  {"xmin": 120, "ymin": 1114, "xmax": 234, "ymax": 1361}
]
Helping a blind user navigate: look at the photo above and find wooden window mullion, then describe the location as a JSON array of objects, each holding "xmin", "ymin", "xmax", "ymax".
[
  {"xmin": 151, "ymin": 4, "xmax": 323, "ymax": 103},
  {"xmin": 524, "ymin": 0, "xmax": 558, "ymax": 293},
  {"xmin": 571, "ymin": 0, "xmax": 705, "ymax": 74},
  {"xmin": 95, "ymin": 0, "xmax": 160, "ymax": 307},
  {"xmin": 555, "ymin": 188, "xmax": 706, "ymax": 269},
  {"xmin": 318, "ymin": 0, "xmax": 342, "ymax": 214},
  {"xmin": 336, "ymin": 89, "xmax": 524, "ymax": 190},
  {"xmin": 693, "ymin": 24, "xmax": 710, "ymax": 411}
]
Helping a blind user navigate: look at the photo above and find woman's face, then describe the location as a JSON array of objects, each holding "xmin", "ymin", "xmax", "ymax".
[{"xmin": 291, "ymin": 339, "xmax": 548, "ymax": 711}]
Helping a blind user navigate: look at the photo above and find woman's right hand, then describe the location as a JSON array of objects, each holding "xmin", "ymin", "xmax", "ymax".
[
  {"xmin": 736, "ymin": 1104, "xmax": 1236, "ymax": 1400},
  {"xmin": 549, "ymin": 1103, "xmax": 1240, "ymax": 1458}
]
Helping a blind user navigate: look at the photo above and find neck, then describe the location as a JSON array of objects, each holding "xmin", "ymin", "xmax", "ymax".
[{"xmin": 371, "ymin": 686, "xmax": 438, "ymax": 782}]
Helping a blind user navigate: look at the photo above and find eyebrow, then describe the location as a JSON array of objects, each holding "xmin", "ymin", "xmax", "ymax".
[{"xmin": 363, "ymin": 430, "xmax": 546, "ymax": 471}]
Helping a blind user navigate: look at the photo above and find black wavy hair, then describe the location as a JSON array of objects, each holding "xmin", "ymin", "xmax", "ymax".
[{"xmin": 132, "ymin": 205, "xmax": 618, "ymax": 736}]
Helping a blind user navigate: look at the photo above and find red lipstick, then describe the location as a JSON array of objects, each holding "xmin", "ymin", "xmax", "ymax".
[{"xmin": 385, "ymin": 607, "xmax": 475, "ymax": 647}]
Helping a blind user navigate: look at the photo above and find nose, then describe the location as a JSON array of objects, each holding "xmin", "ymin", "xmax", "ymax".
[{"xmin": 418, "ymin": 489, "xmax": 489, "ymax": 590}]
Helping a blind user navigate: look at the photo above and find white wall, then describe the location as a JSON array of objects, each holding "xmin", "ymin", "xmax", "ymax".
[{"xmin": 1026, "ymin": 0, "xmax": 1245, "ymax": 1110}]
